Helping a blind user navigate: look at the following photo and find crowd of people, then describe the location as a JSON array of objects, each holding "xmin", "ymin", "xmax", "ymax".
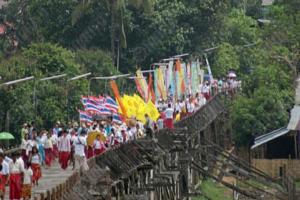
[{"xmin": 0, "ymin": 75, "xmax": 239, "ymax": 200}]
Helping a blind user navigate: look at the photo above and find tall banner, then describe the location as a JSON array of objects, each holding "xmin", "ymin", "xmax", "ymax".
[
  {"xmin": 156, "ymin": 67, "xmax": 167, "ymax": 100},
  {"xmin": 191, "ymin": 62, "xmax": 197, "ymax": 95},
  {"xmin": 166, "ymin": 61, "xmax": 175, "ymax": 97},
  {"xmin": 175, "ymin": 59, "xmax": 185, "ymax": 98},
  {"xmin": 205, "ymin": 55, "xmax": 213, "ymax": 81},
  {"xmin": 110, "ymin": 80, "xmax": 128, "ymax": 118},
  {"xmin": 147, "ymin": 73, "xmax": 156, "ymax": 103},
  {"xmin": 154, "ymin": 69, "xmax": 160, "ymax": 100},
  {"xmin": 186, "ymin": 62, "xmax": 192, "ymax": 95},
  {"xmin": 136, "ymin": 70, "xmax": 148, "ymax": 100}
]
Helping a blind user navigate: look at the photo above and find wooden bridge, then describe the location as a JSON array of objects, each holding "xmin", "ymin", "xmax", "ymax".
[{"xmin": 4, "ymin": 94, "xmax": 296, "ymax": 200}]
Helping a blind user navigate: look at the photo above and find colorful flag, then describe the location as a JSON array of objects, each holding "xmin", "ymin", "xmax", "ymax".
[
  {"xmin": 112, "ymin": 113, "xmax": 123, "ymax": 124},
  {"xmin": 110, "ymin": 80, "xmax": 128, "ymax": 118},
  {"xmin": 166, "ymin": 61, "xmax": 175, "ymax": 97},
  {"xmin": 104, "ymin": 96, "xmax": 118, "ymax": 113},
  {"xmin": 79, "ymin": 110, "xmax": 93, "ymax": 123},
  {"xmin": 85, "ymin": 103, "xmax": 112, "ymax": 115},
  {"xmin": 136, "ymin": 70, "xmax": 148, "ymax": 100},
  {"xmin": 147, "ymin": 73, "xmax": 156, "ymax": 103},
  {"xmin": 156, "ymin": 67, "xmax": 167, "ymax": 100}
]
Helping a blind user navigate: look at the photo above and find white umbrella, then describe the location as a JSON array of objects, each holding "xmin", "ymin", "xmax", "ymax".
[{"xmin": 228, "ymin": 72, "xmax": 237, "ymax": 78}]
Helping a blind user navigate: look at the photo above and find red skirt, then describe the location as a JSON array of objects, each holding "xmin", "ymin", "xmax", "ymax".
[
  {"xmin": 53, "ymin": 144, "xmax": 58, "ymax": 158},
  {"xmin": 32, "ymin": 163, "xmax": 42, "ymax": 182},
  {"xmin": 203, "ymin": 92, "xmax": 210, "ymax": 100},
  {"xmin": 9, "ymin": 173, "xmax": 22, "ymax": 200},
  {"xmin": 94, "ymin": 148, "xmax": 105, "ymax": 156},
  {"xmin": 87, "ymin": 146, "xmax": 94, "ymax": 159},
  {"xmin": 165, "ymin": 118, "xmax": 174, "ymax": 129},
  {"xmin": 45, "ymin": 148, "xmax": 53, "ymax": 167},
  {"xmin": 59, "ymin": 151, "xmax": 70, "ymax": 170},
  {"xmin": 0, "ymin": 174, "xmax": 6, "ymax": 198}
]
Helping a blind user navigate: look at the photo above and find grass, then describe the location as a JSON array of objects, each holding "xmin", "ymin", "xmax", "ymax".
[
  {"xmin": 192, "ymin": 179, "xmax": 232, "ymax": 200},
  {"xmin": 295, "ymin": 180, "xmax": 300, "ymax": 189}
]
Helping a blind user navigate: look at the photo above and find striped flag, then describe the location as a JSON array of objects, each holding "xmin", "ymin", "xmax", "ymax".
[
  {"xmin": 104, "ymin": 96, "xmax": 119, "ymax": 113},
  {"xmin": 112, "ymin": 113, "xmax": 123, "ymax": 124},
  {"xmin": 85, "ymin": 103, "xmax": 112, "ymax": 115},
  {"xmin": 79, "ymin": 110, "xmax": 93, "ymax": 123}
]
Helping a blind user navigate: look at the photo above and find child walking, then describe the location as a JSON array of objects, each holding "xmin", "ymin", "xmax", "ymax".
[{"xmin": 22, "ymin": 162, "xmax": 33, "ymax": 200}]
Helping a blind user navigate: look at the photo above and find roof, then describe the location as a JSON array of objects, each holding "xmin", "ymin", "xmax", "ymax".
[
  {"xmin": 251, "ymin": 127, "xmax": 290, "ymax": 149},
  {"xmin": 287, "ymin": 106, "xmax": 300, "ymax": 130},
  {"xmin": 262, "ymin": 0, "xmax": 274, "ymax": 6}
]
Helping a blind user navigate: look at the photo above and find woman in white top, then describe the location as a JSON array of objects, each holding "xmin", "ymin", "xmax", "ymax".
[
  {"xmin": 44, "ymin": 133, "xmax": 53, "ymax": 168},
  {"xmin": 21, "ymin": 134, "xmax": 30, "ymax": 164},
  {"xmin": 30, "ymin": 147, "xmax": 41, "ymax": 186},
  {"xmin": 93, "ymin": 135, "xmax": 105, "ymax": 156}
]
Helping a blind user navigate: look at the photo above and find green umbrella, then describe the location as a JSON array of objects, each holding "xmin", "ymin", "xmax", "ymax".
[{"xmin": 0, "ymin": 132, "xmax": 15, "ymax": 140}]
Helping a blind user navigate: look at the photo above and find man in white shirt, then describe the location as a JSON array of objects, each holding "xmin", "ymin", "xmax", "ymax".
[{"xmin": 74, "ymin": 131, "xmax": 88, "ymax": 171}]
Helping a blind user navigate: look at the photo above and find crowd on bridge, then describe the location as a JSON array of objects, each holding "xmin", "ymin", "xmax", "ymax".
[{"xmin": 0, "ymin": 62, "xmax": 240, "ymax": 200}]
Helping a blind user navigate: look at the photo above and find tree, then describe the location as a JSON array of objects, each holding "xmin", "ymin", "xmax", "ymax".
[
  {"xmin": 0, "ymin": 43, "xmax": 86, "ymax": 138},
  {"xmin": 75, "ymin": 49, "xmax": 119, "ymax": 95},
  {"xmin": 212, "ymin": 43, "xmax": 240, "ymax": 77}
]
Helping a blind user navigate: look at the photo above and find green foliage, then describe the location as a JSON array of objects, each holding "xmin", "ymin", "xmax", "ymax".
[
  {"xmin": 192, "ymin": 179, "xmax": 231, "ymax": 200},
  {"xmin": 221, "ymin": 8, "xmax": 259, "ymax": 46},
  {"xmin": 0, "ymin": 44, "xmax": 116, "ymax": 141},
  {"xmin": 75, "ymin": 49, "xmax": 119, "ymax": 95},
  {"xmin": 212, "ymin": 42, "xmax": 240, "ymax": 77}
]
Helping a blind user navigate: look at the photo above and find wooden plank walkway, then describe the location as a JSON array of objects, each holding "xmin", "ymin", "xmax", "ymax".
[{"xmin": 4, "ymin": 161, "xmax": 74, "ymax": 200}]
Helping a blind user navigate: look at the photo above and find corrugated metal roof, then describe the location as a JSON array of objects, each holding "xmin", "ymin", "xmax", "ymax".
[
  {"xmin": 287, "ymin": 106, "xmax": 300, "ymax": 130},
  {"xmin": 251, "ymin": 127, "xmax": 289, "ymax": 149}
]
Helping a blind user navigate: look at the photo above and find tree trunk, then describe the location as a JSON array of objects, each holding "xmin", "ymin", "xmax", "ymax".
[
  {"xmin": 111, "ymin": 0, "xmax": 117, "ymax": 66},
  {"xmin": 5, "ymin": 110, "xmax": 10, "ymax": 131}
]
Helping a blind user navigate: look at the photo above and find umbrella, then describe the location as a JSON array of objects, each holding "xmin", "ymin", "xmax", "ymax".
[
  {"xmin": 87, "ymin": 131, "xmax": 106, "ymax": 146},
  {"xmin": 0, "ymin": 132, "xmax": 15, "ymax": 140},
  {"xmin": 227, "ymin": 72, "xmax": 237, "ymax": 78}
]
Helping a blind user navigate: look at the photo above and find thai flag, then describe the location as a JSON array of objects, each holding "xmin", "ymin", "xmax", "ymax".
[
  {"xmin": 112, "ymin": 113, "xmax": 123, "ymax": 124},
  {"xmin": 85, "ymin": 103, "xmax": 112, "ymax": 115},
  {"xmin": 81, "ymin": 96, "xmax": 88, "ymax": 106},
  {"xmin": 89, "ymin": 96, "xmax": 104, "ymax": 105},
  {"xmin": 79, "ymin": 110, "xmax": 93, "ymax": 123},
  {"xmin": 104, "ymin": 96, "xmax": 118, "ymax": 113}
]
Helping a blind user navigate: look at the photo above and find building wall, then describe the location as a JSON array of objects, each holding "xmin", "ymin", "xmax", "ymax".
[{"xmin": 252, "ymin": 159, "xmax": 300, "ymax": 179}]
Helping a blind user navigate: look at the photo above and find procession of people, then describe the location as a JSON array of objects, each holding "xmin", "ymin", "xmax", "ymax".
[{"xmin": 0, "ymin": 69, "xmax": 239, "ymax": 199}]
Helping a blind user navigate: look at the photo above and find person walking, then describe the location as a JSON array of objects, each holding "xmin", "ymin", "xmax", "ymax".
[
  {"xmin": 58, "ymin": 130, "xmax": 71, "ymax": 170},
  {"xmin": 22, "ymin": 162, "xmax": 33, "ymax": 200},
  {"xmin": 164, "ymin": 104, "xmax": 174, "ymax": 129},
  {"xmin": 74, "ymin": 131, "xmax": 88, "ymax": 171},
  {"xmin": 9, "ymin": 152, "xmax": 24, "ymax": 200},
  {"xmin": 0, "ymin": 153, "xmax": 9, "ymax": 200},
  {"xmin": 44, "ymin": 133, "xmax": 53, "ymax": 168},
  {"xmin": 30, "ymin": 146, "xmax": 41, "ymax": 186}
]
